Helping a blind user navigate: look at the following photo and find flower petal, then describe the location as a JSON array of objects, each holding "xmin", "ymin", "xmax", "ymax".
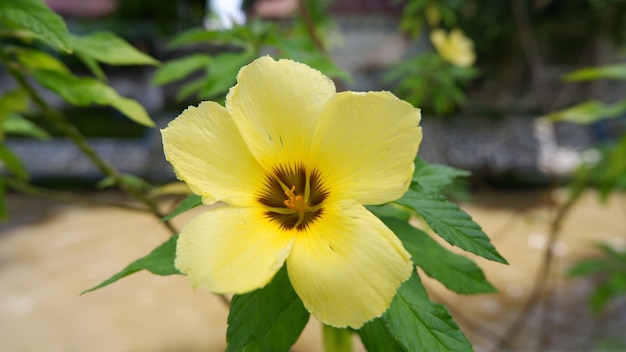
[
  {"xmin": 226, "ymin": 56, "xmax": 336, "ymax": 168},
  {"xmin": 161, "ymin": 101, "xmax": 266, "ymax": 206},
  {"xmin": 286, "ymin": 200, "xmax": 413, "ymax": 328},
  {"xmin": 311, "ymin": 91, "xmax": 422, "ymax": 205},
  {"xmin": 175, "ymin": 206, "xmax": 295, "ymax": 294}
]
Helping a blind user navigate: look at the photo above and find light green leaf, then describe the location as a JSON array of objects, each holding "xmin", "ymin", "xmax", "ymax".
[
  {"xmin": 566, "ymin": 63, "xmax": 626, "ymax": 81},
  {"xmin": 162, "ymin": 194, "xmax": 202, "ymax": 221},
  {"xmin": 413, "ymin": 157, "xmax": 470, "ymax": 193},
  {"xmin": 14, "ymin": 47, "xmax": 69, "ymax": 72},
  {"xmin": 323, "ymin": 325, "xmax": 352, "ymax": 352},
  {"xmin": 152, "ymin": 54, "xmax": 212, "ymax": 85},
  {"xmin": 226, "ymin": 266, "xmax": 309, "ymax": 352},
  {"xmin": 32, "ymin": 69, "xmax": 155, "ymax": 127},
  {"xmin": 4, "ymin": 114, "xmax": 50, "ymax": 140},
  {"xmin": 396, "ymin": 185, "xmax": 507, "ymax": 264},
  {"xmin": 544, "ymin": 100, "xmax": 626, "ymax": 125},
  {"xmin": 383, "ymin": 217, "xmax": 496, "ymax": 294},
  {"xmin": 0, "ymin": 144, "xmax": 28, "ymax": 180},
  {"xmin": 0, "ymin": 0, "xmax": 71, "ymax": 52},
  {"xmin": 359, "ymin": 318, "xmax": 404, "ymax": 352},
  {"xmin": 69, "ymin": 31, "xmax": 160, "ymax": 67},
  {"xmin": 383, "ymin": 272, "xmax": 472, "ymax": 352},
  {"xmin": 0, "ymin": 89, "xmax": 29, "ymax": 125},
  {"xmin": 82, "ymin": 234, "xmax": 180, "ymax": 294}
]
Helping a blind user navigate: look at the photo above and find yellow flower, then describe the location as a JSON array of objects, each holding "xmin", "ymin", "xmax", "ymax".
[
  {"xmin": 430, "ymin": 28, "xmax": 476, "ymax": 67},
  {"xmin": 161, "ymin": 56, "xmax": 422, "ymax": 328}
]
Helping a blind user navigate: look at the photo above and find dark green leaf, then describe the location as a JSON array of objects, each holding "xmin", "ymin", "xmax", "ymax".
[
  {"xmin": 0, "ymin": 0, "xmax": 71, "ymax": 52},
  {"xmin": 162, "ymin": 194, "xmax": 203, "ymax": 221},
  {"xmin": 0, "ymin": 144, "xmax": 28, "ymax": 180},
  {"xmin": 383, "ymin": 217, "xmax": 496, "ymax": 294},
  {"xmin": 69, "ymin": 32, "xmax": 160, "ymax": 66},
  {"xmin": 32, "ymin": 69, "xmax": 154, "ymax": 127},
  {"xmin": 200, "ymin": 52, "xmax": 253, "ymax": 99},
  {"xmin": 82, "ymin": 235, "xmax": 180, "ymax": 294},
  {"xmin": 568, "ymin": 259, "xmax": 608, "ymax": 277},
  {"xmin": 152, "ymin": 54, "xmax": 212, "ymax": 85},
  {"xmin": 167, "ymin": 28, "xmax": 223, "ymax": 49},
  {"xmin": 359, "ymin": 318, "xmax": 404, "ymax": 352},
  {"xmin": 413, "ymin": 157, "xmax": 470, "ymax": 193},
  {"xmin": 396, "ymin": 185, "xmax": 507, "ymax": 264},
  {"xmin": 383, "ymin": 272, "xmax": 472, "ymax": 352},
  {"xmin": 227, "ymin": 266, "xmax": 309, "ymax": 352},
  {"xmin": 367, "ymin": 203, "xmax": 412, "ymax": 222}
]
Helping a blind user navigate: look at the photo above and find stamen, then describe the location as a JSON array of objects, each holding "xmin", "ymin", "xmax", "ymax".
[{"xmin": 284, "ymin": 186, "xmax": 307, "ymax": 216}]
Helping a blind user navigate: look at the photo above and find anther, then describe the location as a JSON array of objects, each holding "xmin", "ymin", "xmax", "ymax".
[{"xmin": 284, "ymin": 186, "xmax": 307, "ymax": 215}]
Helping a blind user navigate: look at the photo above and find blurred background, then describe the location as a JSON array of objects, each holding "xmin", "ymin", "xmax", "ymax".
[{"xmin": 1, "ymin": 0, "xmax": 626, "ymax": 351}]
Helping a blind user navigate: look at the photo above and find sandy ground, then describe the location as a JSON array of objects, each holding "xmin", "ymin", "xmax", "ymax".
[{"xmin": 1, "ymin": 188, "xmax": 625, "ymax": 351}]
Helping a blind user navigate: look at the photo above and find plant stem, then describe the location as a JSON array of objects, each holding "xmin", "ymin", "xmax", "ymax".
[
  {"xmin": 322, "ymin": 324, "xmax": 352, "ymax": 352},
  {"xmin": 0, "ymin": 49, "xmax": 177, "ymax": 235}
]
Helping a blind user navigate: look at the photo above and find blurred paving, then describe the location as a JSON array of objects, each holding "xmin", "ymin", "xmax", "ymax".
[{"xmin": 0, "ymin": 189, "xmax": 625, "ymax": 351}]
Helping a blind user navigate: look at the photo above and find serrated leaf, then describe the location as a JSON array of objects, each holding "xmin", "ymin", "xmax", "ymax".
[
  {"xmin": 32, "ymin": 69, "xmax": 155, "ymax": 127},
  {"xmin": 413, "ymin": 157, "xmax": 470, "ymax": 193},
  {"xmin": 152, "ymin": 54, "xmax": 212, "ymax": 85},
  {"xmin": 566, "ymin": 63, "xmax": 626, "ymax": 81},
  {"xmin": 0, "ymin": 0, "xmax": 71, "ymax": 52},
  {"xmin": 226, "ymin": 266, "xmax": 309, "ymax": 352},
  {"xmin": 82, "ymin": 235, "xmax": 180, "ymax": 294},
  {"xmin": 69, "ymin": 31, "xmax": 159, "ymax": 66},
  {"xmin": 162, "ymin": 193, "xmax": 202, "ymax": 221},
  {"xmin": 359, "ymin": 318, "xmax": 404, "ymax": 352},
  {"xmin": 383, "ymin": 217, "xmax": 495, "ymax": 294},
  {"xmin": 544, "ymin": 100, "xmax": 626, "ymax": 125},
  {"xmin": 383, "ymin": 272, "xmax": 473, "ymax": 352},
  {"xmin": 4, "ymin": 114, "xmax": 50, "ymax": 140},
  {"xmin": 0, "ymin": 144, "xmax": 28, "ymax": 180},
  {"xmin": 396, "ymin": 185, "xmax": 507, "ymax": 264}
]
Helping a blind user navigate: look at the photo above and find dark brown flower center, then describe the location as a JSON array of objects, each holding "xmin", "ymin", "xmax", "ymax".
[{"xmin": 258, "ymin": 164, "xmax": 328, "ymax": 231}]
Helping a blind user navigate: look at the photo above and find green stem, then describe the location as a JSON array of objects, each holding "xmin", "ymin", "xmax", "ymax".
[
  {"xmin": 322, "ymin": 324, "xmax": 352, "ymax": 352},
  {"xmin": 0, "ymin": 49, "xmax": 177, "ymax": 235}
]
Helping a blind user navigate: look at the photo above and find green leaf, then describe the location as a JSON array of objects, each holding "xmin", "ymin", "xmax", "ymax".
[
  {"xmin": 566, "ymin": 63, "xmax": 626, "ymax": 81},
  {"xmin": 0, "ymin": 0, "xmax": 71, "ymax": 52},
  {"xmin": 568, "ymin": 258, "xmax": 608, "ymax": 277},
  {"xmin": 0, "ymin": 144, "xmax": 28, "ymax": 180},
  {"xmin": 0, "ymin": 178, "xmax": 7, "ymax": 220},
  {"xmin": 82, "ymin": 235, "xmax": 180, "ymax": 294},
  {"xmin": 383, "ymin": 272, "xmax": 473, "ymax": 352},
  {"xmin": 162, "ymin": 194, "xmax": 203, "ymax": 221},
  {"xmin": 152, "ymin": 54, "xmax": 212, "ymax": 85},
  {"xmin": 167, "ymin": 28, "xmax": 222, "ymax": 49},
  {"xmin": 396, "ymin": 185, "xmax": 507, "ymax": 264},
  {"xmin": 359, "ymin": 318, "xmax": 404, "ymax": 352},
  {"xmin": 200, "ymin": 52, "xmax": 253, "ymax": 99},
  {"xmin": 544, "ymin": 100, "xmax": 626, "ymax": 125},
  {"xmin": 413, "ymin": 157, "xmax": 470, "ymax": 193},
  {"xmin": 0, "ymin": 90, "xmax": 29, "ymax": 140},
  {"xmin": 13, "ymin": 47, "xmax": 70, "ymax": 72},
  {"xmin": 4, "ymin": 114, "xmax": 50, "ymax": 140},
  {"xmin": 69, "ymin": 31, "xmax": 160, "ymax": 66},
  {"xmin": 226, "ymin": 266, "xmax": 309, "ymax": 352},
  {"xmin": 323, "ymin": 325, "xmax": 353, "ymax": 352},
  {"xmin": 383, "ymin": 216, "xmax": 496, "ymax": 294},
  {"xmin": 32, "ymin": 69, "xmax": 155, "ymax": 127}
]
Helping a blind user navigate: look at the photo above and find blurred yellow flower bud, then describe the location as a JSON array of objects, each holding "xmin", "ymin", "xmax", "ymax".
[{"xmin": 430, "ymin": 28, "xmax": 476, "ymax": 68}]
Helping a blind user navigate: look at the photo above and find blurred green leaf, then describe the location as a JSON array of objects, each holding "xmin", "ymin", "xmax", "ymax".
[
  {"xmin": 566, "ymin": 63, "xmax": 626, "ymax": 81},
  {"xmin": 544, "ymin": 100, "xmax": 626, "ymax": 125},
  {"xmin": 74, "ymin": 53, "xmax": 106, "ymax": 80},
  {"xmin": 69, "ymin": 32, "xmax": 160, "ymax": 66},
  {"xmin": 200, "ymin": 52, "xmax": 253, "ymax": 99},
  {"xmin": 227, "ymin": 266, "xmax": 309, "ymax": 352},
  {"xmin": 383, "ymin": 216, "xmax": 496, "ymax": 294},
  {"xmin": 0, "ymin": 179, "xmax": 6, "ymax": 220},
  {"xmin": 0, "ymin": 144, "xmax": 28, "ymax": 180},
  {"xmin": 4, "ymin": 114, "xmax": 50, "ymax": 139},
  {"xmin": 359, "ymin": 318, "xmax": 404, "ymax": 352},
  {"xmin": 32, "ymin": 69, "xmax": 155, "ymax": 127},
  {"xmin": 397, "ymin": 184, "xmax": 507, "ymax": 264},
  {"xmin": 13, "ymin": 47, "xmax": 69, "ymax": 72},
  {"xmin": 0, "ymin": 89, "xmax": 29, "ymax": 128},
  {"xmin": 0, "ymin": 0, "xmax": 71, "ymax": 52},
  {"xmin": 152, "ymin": 54, "xmax": 211, "ymax": 85},
  {"xmin": 176, "ymin": 77, "xmax": 206, "ymax": 102},
  {"xmin": 162, "ymin": 193, "xmax": 202, "ymax": 222},
  {"xmin": 82, "ymin": 234, "xmax": 180, "ymax": 294},
  {"xmin": 167, "ymin": 28, "xmax": 223, "ymax": 49},
  {"xmin": 413, "ymin": 157, "xmax": 470, "ymax": 193},
  {"xmin": 383, "ymin": 272, "xmax": 472, "ymax": 352}
]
